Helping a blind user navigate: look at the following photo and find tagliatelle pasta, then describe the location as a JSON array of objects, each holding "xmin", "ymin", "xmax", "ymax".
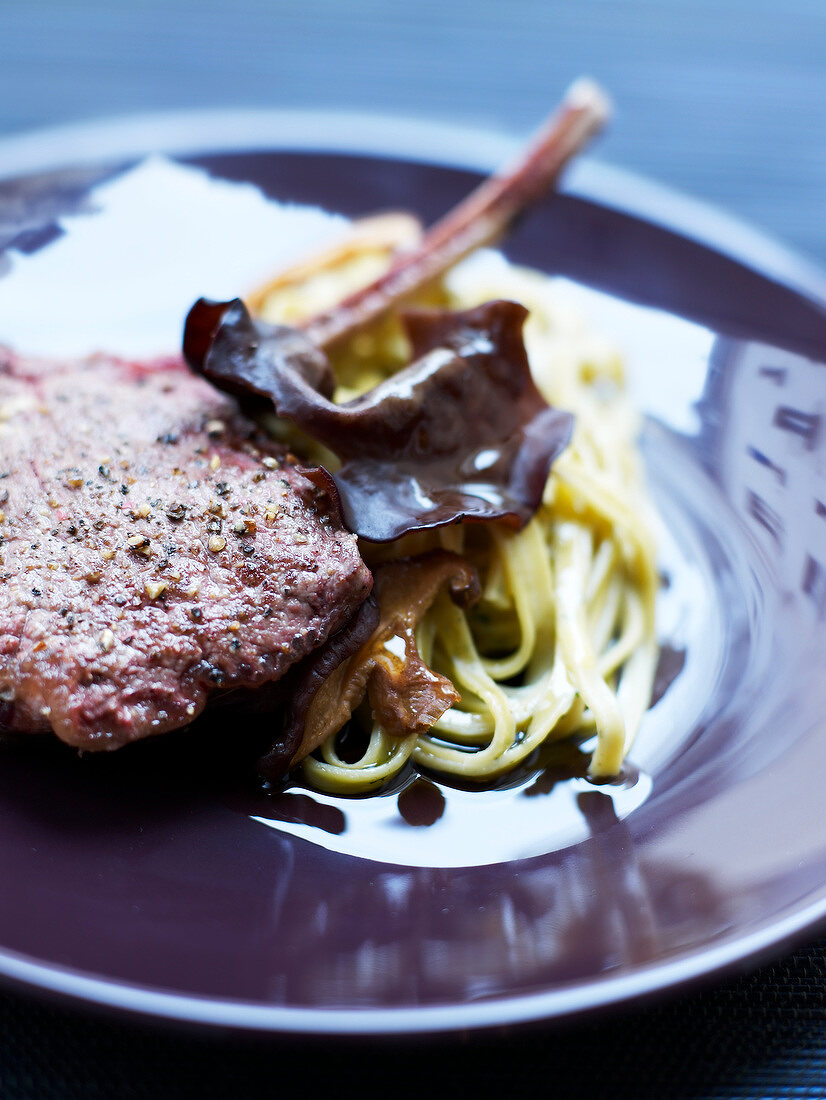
[{"xmin": 250, "ymin": 219, "xmax": 660, "ymax": 793}]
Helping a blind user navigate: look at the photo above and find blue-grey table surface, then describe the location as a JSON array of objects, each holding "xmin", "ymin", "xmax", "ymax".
[{"xmin": 2, "ymin": 2, "xmax": 826, "ymax": 1098}]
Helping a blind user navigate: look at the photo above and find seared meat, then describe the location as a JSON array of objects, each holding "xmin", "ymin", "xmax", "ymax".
[{"xmin": 0, "ymin": 348, "xmax": 371, "ymax": 750}]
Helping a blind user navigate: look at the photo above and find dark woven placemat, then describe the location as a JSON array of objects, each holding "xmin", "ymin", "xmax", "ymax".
[{"xmin": 2, "ymin": 938, "xmax": 826, "ymax": 1100}]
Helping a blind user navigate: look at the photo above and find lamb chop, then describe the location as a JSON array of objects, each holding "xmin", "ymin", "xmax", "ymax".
[
  {"xmin": 0, "ymin": 349, "xmax": 370, "ymax": 748},
  {"xmin": 0, "ymin": 79, "xmax": 609, "ymax": 759}
]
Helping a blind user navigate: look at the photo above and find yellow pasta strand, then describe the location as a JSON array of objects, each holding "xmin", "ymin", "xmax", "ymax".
[{"xmin": 251, "ymin": 233, "xmax": 660, "ymax": 792}]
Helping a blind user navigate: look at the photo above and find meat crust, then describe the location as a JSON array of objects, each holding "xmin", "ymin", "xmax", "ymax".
[{"xmin": 0, "ymin": 348, "xmax": 371, "ymax": 750}]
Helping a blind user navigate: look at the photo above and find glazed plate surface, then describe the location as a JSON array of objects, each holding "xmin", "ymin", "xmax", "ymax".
[{"xmin": 0, "ymin": 112, "xmax": 825, "ymax": 1032}]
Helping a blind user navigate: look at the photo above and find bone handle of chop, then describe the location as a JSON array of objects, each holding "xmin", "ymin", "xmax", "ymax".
[{"xmin": 302, "ymin": 78, "xmax": 612, "ymax": 351}]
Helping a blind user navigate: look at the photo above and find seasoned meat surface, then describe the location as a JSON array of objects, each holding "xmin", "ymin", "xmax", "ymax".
[{"xmin": 0, "ymin": 348, "xmax": 371, "ymax": 750}]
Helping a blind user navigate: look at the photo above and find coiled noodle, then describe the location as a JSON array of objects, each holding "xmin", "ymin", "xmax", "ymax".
[{"xmin": 253, "ymin": 225, "xmax": 659, "ymax": 792}]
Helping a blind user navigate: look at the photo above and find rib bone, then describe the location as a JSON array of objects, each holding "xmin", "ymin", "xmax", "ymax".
[{"xmin": 302, "ymin": 78, "xmax": 612, "ymax": 350}]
